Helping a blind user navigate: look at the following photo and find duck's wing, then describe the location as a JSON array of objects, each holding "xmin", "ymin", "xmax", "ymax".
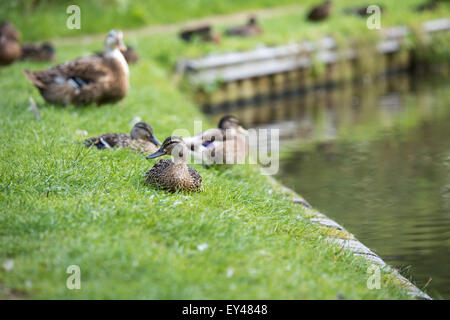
[
  {"xmin": 84, "ymin": 133, "xmax": 129, "ymax": 149},
  {"xmin": 188, "ymin": 166, "xmax": 202, "ymax": 191},
  {"xmin": 24, "ymin": 55, "xmax": 110, "ymax": 88}
]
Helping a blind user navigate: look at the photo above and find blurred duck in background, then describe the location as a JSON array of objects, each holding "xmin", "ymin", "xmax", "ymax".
[
  {"xmin": 24, "ymin": 30, "xmax": 129, "ymax": 106},
  {"xmin": 0, "ymin": 21, "xmax": 21, "ymax": 66},
  {"xmin": 179, "ymin": 25, "xmax": 221, "ymax": 44},
  {"xmin": 146, "ymin": 136, "xmax": 202, "ymax": 192},
  {"xmin": 307, "ymin": 0, "xmax": 332, "ymax": 22},
  {"xmin": 184, "ymin": 115, "xmax": 248, "ymax": 165},
  {"xmin": 416, "ymin": 0, "xmax": 440, "ymax": 12},
  {"xmin": 21, "ymin": 42, "xmax": 56, "ymax": 62},
  {"xmin": 225, "ymin": 16, "xmax": 263, "ymax": 37},
  {"xmin": 84, "ymin": 122, "xmax": 161, "ymax": 155},
  {"xmin": 97, "ymin": 44, "xmax": 139, "ymax": 64},
  {"xmin": 343, "ymin": 4, "xmax": 385, "ymax": 17}
]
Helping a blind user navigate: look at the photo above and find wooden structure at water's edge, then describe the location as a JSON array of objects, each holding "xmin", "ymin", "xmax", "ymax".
[{"xmin": 176, "ymin": 19, "xmax": 450, "ymax": 110}]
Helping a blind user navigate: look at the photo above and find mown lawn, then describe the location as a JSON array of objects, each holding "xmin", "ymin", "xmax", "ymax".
[{"xmin": 0, "ymin": 31, "xmax": 416, "ymax": 299}]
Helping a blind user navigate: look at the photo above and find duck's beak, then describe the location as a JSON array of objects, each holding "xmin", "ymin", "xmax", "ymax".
[
  {"xmin": 237, "ymin": 126, "xmax": 249, "ymax": 135},
  {"xmin": 147, "ymin": 148, "xmax": 166, "ymax": 160},
  {"xmin": 149, "ymin": 136, "xmax": 162, "ymax": 146}
]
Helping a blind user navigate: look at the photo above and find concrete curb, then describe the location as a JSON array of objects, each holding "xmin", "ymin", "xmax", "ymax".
[{"xmin": 266, "ymin": 176, "xmax": 432, "ymax": 300}]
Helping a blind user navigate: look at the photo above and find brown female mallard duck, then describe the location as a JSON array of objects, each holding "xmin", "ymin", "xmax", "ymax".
[
  {"xmin": 146, "ymin": 136, "xmax": 202, "ymax": 192},
  {"xmin": 225, "ymin": 16, "xmax": 263, "ymax": 37},
  {"xmin": 307, "ymin": 0, "xmax": 332, "ymax": 22},
  {"xmin": 21, "ymin": 42, "xmax": 56, "ymax": 62},
  {"xmin": 184, "ymin": 115, "xmax": 248, "ymax": 165},
  {"xmin": 0, "ymin": 21, "xmax": 21, "ymax": 66},
  {"xmin": 84, "ymin": 122, "xmax": 161, "ymax": 155},
  {"xmin": 179, "ymin": 25, "xmax": 221, "ymax": 44},
  {"xmin": 24, "ymin": 30, "xmax": 129, "ymax": 106}
]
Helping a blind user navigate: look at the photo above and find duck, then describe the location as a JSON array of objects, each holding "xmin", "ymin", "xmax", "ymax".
[
  {"xmin": 0, "ymin": 21, "xmax": 21, "ymax": 66},
  {"xmin": 307, "ymin": 0, "xmax": 332, "ymax": 22},
  {"xmin": 84, "ymin": 122, "xmax": 161, "ymax": 155},
  {"xmin": 416, "ymin": 0, "xmax": 440, "ymax": 12},
  {"xmin": 225, "ymin": 16, "xmax": 263, "ymax": 37},
  {"xmin": 343, "ymin": 4, "xmax": 384, "ymax": 17},
  {"xmin": 145, "ymin": 136, "xmax": 202, "ymax": 192},
  {"xmin": 184, "ymin": 115, "xmax": 248, "ymax": 165},
  {"xmin": 121, "ymin": 45, "xmax": 139, "ymax": 64},
  {"xmin": 96, "ymin": 44, "xmax": 139, "ymax": 64},
  {"xmin": 179, "ymin": 25, "xmax": 221, "ymax": 44},
  {"xmin": 23, "ymin": 29, "xmax": 129, "ymax": 106},
  {"xmin": 21, "ymin": 42, "xmax": 56, "ymax": 62}
]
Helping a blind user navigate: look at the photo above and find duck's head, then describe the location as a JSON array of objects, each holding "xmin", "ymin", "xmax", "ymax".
[
  {"xmin": 104, "ymin": 29, "xmax": 126, "ymax": 52},
  {"xmin": 147, "ymin": 136, "xmax": 189, "ymax": 162},
  {"xmin": 218, "ymin": 115, "xmax": 248, "ymax": 135},
  {"xmin": 131, "ymin": 122, "xmax": 161, "ymax": 146},
  {"xmin": 248, "ymin": 16, "xmax": 258, "ymax": 25},
  {"xmin": 0, "ymin": 21, "xmax": 20, "ymax": 42},
  {"xmin": 41, "ymin": 42, "xmax": 55, "ymax": 55}
]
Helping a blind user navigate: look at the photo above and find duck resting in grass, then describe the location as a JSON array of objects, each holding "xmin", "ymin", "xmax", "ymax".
[
  {"xmin": 307, "ymin": 0, "xmax": 332, "ymax": 22},
  {"xmin": 146, "ymin": 136, "xmax": 202, "ymax": 192},
  {"xmin": 21, "ymin": 42, "xmax": 56, "ymax": 62},
  {"xmin": 84, "ymin": 122, "xmax": 161, "ymax": 155},
  {"xmin": 184, "ymin": 115, "xmax": 248, "ymax": 165},
  {"xmin": 225, "ymin": 16, "xmax": 263, "ymax": 37},
  {"xmin": 0, "ymin": 21, "xmax": 21, "ymax": 66},
  {"xmin": 24, "ymin": 30, "xmax": 129, "ymax": 106}
]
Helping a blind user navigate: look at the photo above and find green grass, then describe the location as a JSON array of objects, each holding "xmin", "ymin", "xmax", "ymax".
[
  {"xmin": 142, "ymin": 0, "xmax": 450, "ymax": 67},
  {"xmin": 1, "ymin": 0, "xmax": 301, "ymax": 41},
  {"xmin": 0, "ymin": 32, "xmax": 415, "ymax": 299}
]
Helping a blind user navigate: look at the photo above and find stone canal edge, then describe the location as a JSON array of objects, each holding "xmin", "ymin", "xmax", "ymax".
[{"xmin": 266, "ymin": 175, "xmax": 432, "ymax": 300}]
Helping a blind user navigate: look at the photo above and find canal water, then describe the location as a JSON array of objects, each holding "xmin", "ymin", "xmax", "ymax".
[{"xmin": 207, "ymin": 73, "xmax": 450, "ymax": 299}]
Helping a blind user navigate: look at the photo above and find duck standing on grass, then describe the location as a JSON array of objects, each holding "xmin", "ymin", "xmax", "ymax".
[
  {"xmin": 84, "ymin": 122, "xmax": 161, "ymax": 155},
  {"xmin": 24, "ymin": 30, "xmax": 129, "ymax": 106},
  {"xmin": 146, "ymin": 136, "xmax": 202, "ymax": 192},
  {"xmin": 0, "ymin": 21, "xmax": 21, "ymax": 66},
  {"xmin": 184, "ymin": 115, "xmax": 248, "ymax": 165},
  {"xmin": 307, "ymin": 0, "xmax": 332, "ymax": 22},
  {"xmin": 225, "ymin": 16, "xmax": 263, "ymax": 37}
]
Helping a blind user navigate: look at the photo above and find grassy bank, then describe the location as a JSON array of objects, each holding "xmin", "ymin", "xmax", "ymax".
[
  {"xmin": 1, "ymin": 0, "xmax": 300, "ymax": 41},
  {"xmin": 0, "ymin": 32, "xmax": 416, "ymax": 298}
]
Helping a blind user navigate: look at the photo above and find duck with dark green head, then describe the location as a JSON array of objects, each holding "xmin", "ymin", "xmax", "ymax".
[
  {"xmin": 145, "ymin": 136, "xmax": 202, "ymax": 192},
  {"xmin": 84, "ymin": 122, "xmax": 161, "ymax": 155}
]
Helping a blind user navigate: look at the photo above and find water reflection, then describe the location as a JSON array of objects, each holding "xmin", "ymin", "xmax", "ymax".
[{"xmin": 209, "ymin": 73, "xmax": 450, "ymax": 298}]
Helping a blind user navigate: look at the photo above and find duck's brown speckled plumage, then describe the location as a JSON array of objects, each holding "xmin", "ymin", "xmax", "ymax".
[
  {"xmin": 145, "ymin": 136, "xmax": 202, "ymax": 192},
  {"xmin": 145, "ymin": 159, "xmax": 202, "ymax": 192},
  {"xmin": 0, "ymin": 21, "xmax": 21, "ymax": 66},
  {"xmin": 23, "ymin": 30, "xmax": 129, "ymax": 106}
]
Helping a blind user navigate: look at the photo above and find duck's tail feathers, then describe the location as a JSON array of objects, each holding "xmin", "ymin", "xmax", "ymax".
[{"xmin": 24, "ymin": 69, "xmax": 45, "ymax": 88}]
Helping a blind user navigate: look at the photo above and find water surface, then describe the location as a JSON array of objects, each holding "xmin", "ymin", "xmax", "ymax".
[{"xmin": 209, "ymin": 74, "xmax": 450, "ymax": 298}]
